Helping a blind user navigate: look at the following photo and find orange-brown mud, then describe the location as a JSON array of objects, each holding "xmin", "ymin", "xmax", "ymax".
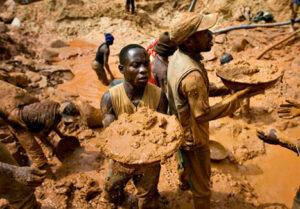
[
  {"xmin": 95, "ymin": 107, "xmax": 184, "ymax": 165},
  {"xmin": 0, "ymin": 0, "xmax": 299, "ymax": 208}
]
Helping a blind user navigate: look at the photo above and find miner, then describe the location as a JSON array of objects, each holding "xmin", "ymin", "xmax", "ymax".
[
  {"xmin": 167, "ymin": 12, "xmax": 256, "ymax": 209},
  {"xmin": 92, "ymin": 33, "xmax": 115, "ymax": 85},
  {"xmin": 100, "ymin": 44, "xmax": 168, "ymax": 209},
  {"xmin": 0, "ymin": 80, "xmax": 80, "ymax": 179}
]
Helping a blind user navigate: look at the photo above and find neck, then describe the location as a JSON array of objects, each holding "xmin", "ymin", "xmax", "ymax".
[
  {"xmin": 180, "ymin": 48, "xmax": 202, "ymax": 62},
  {"xmin": 157, "ymin": 54, "xmax": 168, "ymax": 63},
  {"xmin": 123, "ymin": 81, "xmax": 145, "ymax": 101}
]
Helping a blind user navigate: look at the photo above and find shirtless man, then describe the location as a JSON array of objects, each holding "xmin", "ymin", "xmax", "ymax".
[
  {"xmin": 92, "ymin": 33, "xmax": 115, "ymax": 85},
  {"xmin": 151, "ymin": 32, "xmax": 177, "ymax": 94},
  {"xmin": 100, "ymin": 44, "xmax": 168, "ymax": 209}
]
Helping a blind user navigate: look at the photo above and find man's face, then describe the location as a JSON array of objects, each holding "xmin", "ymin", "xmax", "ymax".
[
  {"xmin": 121, "ymin": 48, "xmax": 150, "ymax": 87},
  {"xmin": 186, "ymin": 30, "xmax": 213, "ymax": 53}
]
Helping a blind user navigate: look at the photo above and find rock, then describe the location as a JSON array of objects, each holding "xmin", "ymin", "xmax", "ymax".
[
  {"xmin": 77, "ymin": 101, "xmax": 102, "ymax": 128},
  {"xmin": 11, "ymin": 17, "xmax": 20, "ymax": 27},
  {"xmin": 215, "ymin": 34, "xmax": 226, "ymax": 44},
  {"xmin": 41, "ymin": 48, "xmax": 60, "ymax": 62},
  {"xmin": 50, "ymin": 40, "xmax": 70, "ymax": 48},
  {"xmin": 202, "ymin": 49, "xmax": 216, "ymax": 61},
  {"xmin": 25, "ymin": 71, "xmax": 41, "ymax": 82},
  {"xmin": 7, "ymin": 72, "xmax": 30, "ymax": 87},
  {"xmin": 0, "ymin": 22, "xmax": 8, "ymax": 33},
  {"xmin": 37, "ymin": 75, "xmax": 47, "ymax": 88},
  {"xmin": 231, "ymin": 38, "xmax": 249, "ymax": 52}
]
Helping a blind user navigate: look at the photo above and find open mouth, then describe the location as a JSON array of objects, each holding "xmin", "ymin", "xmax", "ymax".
[{"xmin": 138, "ymin": 77, "xmax": 148, "ymax": 82}]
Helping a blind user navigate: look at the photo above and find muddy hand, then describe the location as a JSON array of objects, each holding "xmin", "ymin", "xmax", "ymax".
[
  {"xmin": 233, "ymin": 87, "xmax": 252, "ymax": 99},
  {"xmin": 278, "ymin": 100, "xmax": 300, "ymax": 119},
  {"xmin": 256, "ymin": 129, "xmax": 279, "ymax": 145},
  {"xmin": 13, "ymin": 166, "xmax": 46, "ymax": 187}
]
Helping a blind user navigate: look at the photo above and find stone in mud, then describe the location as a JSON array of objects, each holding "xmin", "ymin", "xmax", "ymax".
[
  {"xmin": 50, "ymin": 39, "xmax": 69, "ymax": 48},
  {"xmin": 215, "ymin": 34, "xmax": 226, "ymax": 44},
  {"xmin": 231, "ymin": 38, "xmax": 249, "ymax": 52},
  {"xmin": 77, "ymin": 101, "xmax": 102, "ymax": 128},
  {"xmin": 25, "ymin": 70, "xmax": 41, "ymax": 82},
  {"xmin": 41, "ymin": 48, "xmax": 60, "ymax": 62},
  {"xmin": 7, "ymin": 72, "xmax": 30, "ymax": 87}
]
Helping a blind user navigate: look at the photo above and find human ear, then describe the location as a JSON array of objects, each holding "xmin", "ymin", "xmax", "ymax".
[{"xmin": 118, "ymin": 65, "xmax": 124, "ymax": 74}]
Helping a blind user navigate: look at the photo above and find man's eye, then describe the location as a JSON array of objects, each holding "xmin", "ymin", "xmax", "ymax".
[{"xmin": 132, "ymin": 62, "xmax": 138, "ymax": 67}]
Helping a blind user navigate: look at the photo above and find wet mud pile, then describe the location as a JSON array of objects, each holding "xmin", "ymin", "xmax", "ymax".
[{"xmin": 96, "ymin": 107, "xmax": 184, "ymax": 165}]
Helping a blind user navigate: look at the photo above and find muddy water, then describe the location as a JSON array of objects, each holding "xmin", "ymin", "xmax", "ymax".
[
  {"xmin": 210, "ymin": 117, "xmax": 300, "ymax": 208},
  {"xmin": 57, "ymin": 39, "xmax": 122, "ymax": 107},
  {"xmin": 245, "ymin": 126, "xmax": 300, "ymax": 207}
]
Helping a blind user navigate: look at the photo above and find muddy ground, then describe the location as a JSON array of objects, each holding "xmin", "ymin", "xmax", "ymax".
[{"xmin": 0, "ymin": 0, "xmax": 299, "ymax": 208}]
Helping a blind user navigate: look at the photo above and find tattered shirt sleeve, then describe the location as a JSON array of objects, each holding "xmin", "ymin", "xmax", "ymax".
[{"xmin": 180, "ymin": 71, "xmax": 240, "ymax": 123}]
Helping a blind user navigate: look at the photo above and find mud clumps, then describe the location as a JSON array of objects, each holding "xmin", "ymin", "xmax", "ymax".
[
  {"xmin": 217, "ymin": 60, "xmax": 283, "ymax": 84},
  {"xmin": 96, "ymin": 107, "xmax": 184, "ymax": 165}
]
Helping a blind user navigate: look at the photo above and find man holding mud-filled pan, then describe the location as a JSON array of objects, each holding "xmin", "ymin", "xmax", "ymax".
[
  {"xmin": 100, "ymin": 44, "xmax": 168, "ymax": 209},
  {"xmin": 167, "ymin": 12, "xmax": 258, "ymax": 209}
]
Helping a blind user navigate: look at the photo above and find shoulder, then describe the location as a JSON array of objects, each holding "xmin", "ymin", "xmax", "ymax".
[{"xmin": 100, "ymin": 91, "xmax": 112, "ymax": 114}]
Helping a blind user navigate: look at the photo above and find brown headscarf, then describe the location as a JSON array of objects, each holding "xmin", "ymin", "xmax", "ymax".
[{"xmin": 155, "ymin": 32, "xmax": 177, "ymax": 57}]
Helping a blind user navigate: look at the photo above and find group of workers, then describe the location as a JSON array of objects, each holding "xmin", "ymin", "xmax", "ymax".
[
  {"xmin": 0, "ymin": 1, "xmax": 299, "ymax": 208},
  {"xmin": 97, "ymin": 12, "xmax": 265, "ymax": 209}
]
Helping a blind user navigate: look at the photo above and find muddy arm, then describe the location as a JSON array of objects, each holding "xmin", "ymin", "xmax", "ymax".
[
  {"xmin": 196, "ymin": 88, "xmax": 251, "ymax": 123},
  {"xmin": 209, "ymin": 82, "xmax": 231, "ymax": 97},
  {"xmin": 0, "ymin": 162, "xmax": 45, "ymax": 187},
  {"xmin": 257, "ymin": 129, "xmax": 299, "ymax": 155},
  {"xmin": 100, "ymin": 91, "xmax": 117, "ymax": 128}
]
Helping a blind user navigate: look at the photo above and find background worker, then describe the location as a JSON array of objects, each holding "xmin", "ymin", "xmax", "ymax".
[
  {"xmin": 92, "ymin": 33, "xmax": 115, "ymax": 85},
  {"xmin": 100, "ymin": 44, "xmax": 168, "ymax": 209},
  {"xmin": 290, "ymin": 0, "xmax": 300, "ymax": 31},
  {"xmin": 0, "ymin": 142, "xmax": 45, "ymax": 209},
  {"xmin": 167, "ymin": 12, "xmax": 257, "ymax": 209},
  {"xmin": 0, "ymin": 80, "xmax": 80, "ymax": 179},
  {"xmin": 151, "ymin": 32, "xmax": 177, "ymax": 94},
  {"xmin": 126, "ymin": 0, "xmax": 135, "ymax": 14}
]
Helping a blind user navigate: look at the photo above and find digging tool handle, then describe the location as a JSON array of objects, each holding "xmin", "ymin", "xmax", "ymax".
[{"xmin": 256, "ymin": 28, "xmax": 300, "ymax": 59}]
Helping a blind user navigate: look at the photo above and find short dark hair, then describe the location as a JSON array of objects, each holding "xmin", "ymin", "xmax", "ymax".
[{"xmin": 119, "ymin": 44, "xmax": 145, "ymax": 65}]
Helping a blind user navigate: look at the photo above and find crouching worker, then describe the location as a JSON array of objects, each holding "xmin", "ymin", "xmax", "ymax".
[
  {"xmin": 0, "ymin": 142, "xmax": 45, "ymax": 209},
  {"xmin": 0, "ymin": 80, "xmax": 80, "ymax": 179},
  {"xmin": 100, "ymin": 44, "xmax": 168, "ymax": 208}
]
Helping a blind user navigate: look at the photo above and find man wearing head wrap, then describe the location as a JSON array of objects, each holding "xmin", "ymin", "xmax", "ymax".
[
  {"xmin": 167, "ymin": 12, "xmax": 255, "ymax": 209},
  {"xmin": 0, "ymin": 80, "xmax": 80, "ymax": 180},
  {"xmin": 151, "ymin": 32, "xmax": 177, "ymax": 94},
  {"xmin": 92, "ymin": 33, "xmax": 115, "ymax": 85}
]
